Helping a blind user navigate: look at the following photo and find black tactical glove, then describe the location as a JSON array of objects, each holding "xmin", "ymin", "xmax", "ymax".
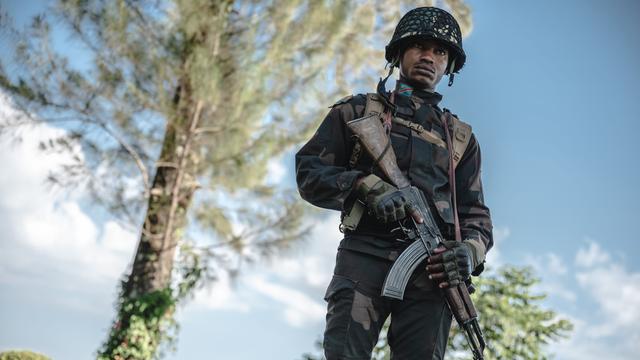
[
  {"xmin": 356, "ymin": 174, "xmax": 414, "ymax": 223},
  {"xmin": 425, "ymin": 240, "xmax": 476, "ymax": 288}
]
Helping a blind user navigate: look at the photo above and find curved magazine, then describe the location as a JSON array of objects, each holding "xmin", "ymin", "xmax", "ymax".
[{"xmin": 381, "ymin": 239, "xmax": 429, "ymax": 300}]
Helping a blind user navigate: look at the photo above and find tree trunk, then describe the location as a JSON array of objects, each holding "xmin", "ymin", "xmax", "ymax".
[{"xmin": 123, "ymin": 99, "xmax": 203, "ymax": 299}]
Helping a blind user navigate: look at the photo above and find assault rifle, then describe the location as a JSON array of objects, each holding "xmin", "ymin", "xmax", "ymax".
[{"xmin": 346, "ymin": 113, "xmax": 486, "ymax": 360}]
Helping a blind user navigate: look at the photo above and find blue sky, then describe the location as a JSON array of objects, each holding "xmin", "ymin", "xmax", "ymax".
[{"xmin": 1, "ymin": 0, "xmax": 639, "ymax": 359}]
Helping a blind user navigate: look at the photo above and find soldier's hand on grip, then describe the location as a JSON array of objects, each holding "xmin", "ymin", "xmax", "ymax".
[
  {"xmin": 356, "ymin": 174, "xmax": 412, "ymax": 223},
  {"xmin": 426, "ymin": 240, "xmax": 474, "ymax": 288}
]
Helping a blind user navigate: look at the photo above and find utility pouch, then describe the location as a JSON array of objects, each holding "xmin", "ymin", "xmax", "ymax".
[{"xmin": 340, "ymin": 200, "xmax": 365, "ymax": 232}]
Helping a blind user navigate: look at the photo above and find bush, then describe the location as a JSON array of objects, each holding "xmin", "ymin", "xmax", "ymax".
[{"xmin": 0, "ymin": 350, "xmax": 51, "ymax": 360}]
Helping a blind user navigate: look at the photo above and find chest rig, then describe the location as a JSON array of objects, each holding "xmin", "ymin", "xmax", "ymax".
[{"xmin": 341, "ymin": 93, "xmax": 473, "ymax": 232}]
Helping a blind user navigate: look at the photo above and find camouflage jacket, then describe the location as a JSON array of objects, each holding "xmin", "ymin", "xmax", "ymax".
[{"xmin": 295, "ymin": 85, "xmax": 493, "ymax": 272}]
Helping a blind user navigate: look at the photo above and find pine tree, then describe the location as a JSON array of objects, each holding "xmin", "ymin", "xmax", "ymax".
[
  {"xmin": 0, "ymin": 0, "xmax": 472, "ymax": 358},
  {"xmin": 446, "ymin": 266, "xmax": 573, "ymax": 360}
]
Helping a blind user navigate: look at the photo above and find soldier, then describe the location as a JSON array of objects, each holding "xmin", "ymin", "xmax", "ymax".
[{"xmin": 295, "ymin": 7, "xmax": 492, "ymax": 360}]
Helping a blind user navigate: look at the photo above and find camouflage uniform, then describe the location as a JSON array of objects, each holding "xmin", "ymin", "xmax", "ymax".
[
  {"xmin": 295, "ymin": 7, "xmax": 492, "ymax": 360},
  {"xmin": 295, "ymin": 83, "xmax": 492, "ymax": 359}
]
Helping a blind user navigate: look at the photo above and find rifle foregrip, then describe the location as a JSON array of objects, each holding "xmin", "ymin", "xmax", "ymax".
[
  {"xmin": 445, "ymin": 286, "xmax": 472, "ymax": 324},
  {"xmin": 448, "ymin": 285, "xmax": 486, "ymax": 359},
  {"xmin": 459, "ymin": 283, "xmax": 479, "ymax": 318}
]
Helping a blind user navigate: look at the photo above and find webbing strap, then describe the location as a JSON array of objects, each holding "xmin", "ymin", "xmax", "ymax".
[
  {"xmin": 364, "ymin": 93, "xmax": 386, "ymax": 116},
  {"xmin": 442, "ymin": 112, "xmax": 462, "ymax": 242},
  {"xmin": 392, "ymin": 117, "xmax": 447, "ymax": 149},
  {"xmin": 340, "ymin": 200, "xmax": 365, "ymax": 232},
  {"xmin": 449, "ymin": 116, "xmax": 472, "ymax": 169}
]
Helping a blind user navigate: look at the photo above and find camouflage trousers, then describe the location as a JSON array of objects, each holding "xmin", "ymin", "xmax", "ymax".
[{"xmin": 323, "ymin": 249, "xmax": 452, "ymax": 360}]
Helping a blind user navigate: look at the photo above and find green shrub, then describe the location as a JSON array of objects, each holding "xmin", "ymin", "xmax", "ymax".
[{"xmin": 0, "ymin": 350, "xmax": 51, "ymax": 360}]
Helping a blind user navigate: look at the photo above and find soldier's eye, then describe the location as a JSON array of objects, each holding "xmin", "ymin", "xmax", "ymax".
[{"xmin": 435, "ymin": 47, "xmax": 447, "ymax": 56}]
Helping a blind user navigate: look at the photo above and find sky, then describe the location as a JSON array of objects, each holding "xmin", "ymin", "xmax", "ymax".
[{"xmin": 1, "ymin": 0, "xmax": 639, "ymax": 359}]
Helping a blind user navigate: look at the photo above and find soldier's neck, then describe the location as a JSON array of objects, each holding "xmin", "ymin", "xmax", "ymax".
[
  {"xmin": 395, "ymin": 79, "xmax": 414, "ymax": 97},
  {"xmin": 396, "ymin": 77, "xmax": 442, "ymax": 106}
]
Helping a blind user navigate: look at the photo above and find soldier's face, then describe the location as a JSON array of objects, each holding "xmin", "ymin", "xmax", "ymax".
[{"xmin": 399, "ymin": 39, "xmax": 449, "ymax": 91}]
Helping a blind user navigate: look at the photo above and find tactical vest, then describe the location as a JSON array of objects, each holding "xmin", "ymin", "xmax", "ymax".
[{"xmin": 341, "ymin": 93, "xmax": 473, "ymax": 232}]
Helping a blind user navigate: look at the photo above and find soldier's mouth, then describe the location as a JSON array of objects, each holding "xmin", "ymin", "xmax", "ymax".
[{"xmin": 414, "ymin": 66, "xmax": 435, "ymax": 76}]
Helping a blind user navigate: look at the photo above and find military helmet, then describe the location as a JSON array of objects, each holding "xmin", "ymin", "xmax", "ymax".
[{"xmin": 385, "ymin": 7, "xmax": 466, "ymax": 73}]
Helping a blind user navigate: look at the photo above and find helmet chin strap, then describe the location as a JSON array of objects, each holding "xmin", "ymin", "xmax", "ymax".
[
  {"xmin": 448, "ymin": 58, "xmax": 456, "ymax": 87},
  {"xmin": 379, "ymin": 62, "xmax": 395, "ymax": 91},
  {"xmin": 376, "ymin": 64, "xmax": 397, "ymax": 112}
]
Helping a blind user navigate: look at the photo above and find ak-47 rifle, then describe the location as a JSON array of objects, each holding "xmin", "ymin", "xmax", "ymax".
[{"xmin": 346, "ymin": 112, "xmax": 486, "ymax": 360}]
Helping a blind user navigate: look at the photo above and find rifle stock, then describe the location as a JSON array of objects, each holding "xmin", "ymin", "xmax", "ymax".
[{"xmin": 345, "ymin": 114, "xmax": 410, "ymax": 188}]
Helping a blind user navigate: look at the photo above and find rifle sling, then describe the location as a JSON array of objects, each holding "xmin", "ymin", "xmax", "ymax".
[{"xmin": 442, "ymin": 111, "xmax": 462, "ymax": 242}]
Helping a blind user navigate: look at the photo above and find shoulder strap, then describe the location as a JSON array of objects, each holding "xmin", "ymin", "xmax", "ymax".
[
  {"xmin": 392, "ymin": 117, "xmax": 447, "ymax": 149},
  {"xmin": 449, "ymin": 115, "xmax": 473, "ymax": 169},
  {"xmin": 364, "ymin": 93, "xmax": 385, "ymax": 117},
  {"xmin": 441, "ymin": 112, "xmax": 463, "ymax": 241}
]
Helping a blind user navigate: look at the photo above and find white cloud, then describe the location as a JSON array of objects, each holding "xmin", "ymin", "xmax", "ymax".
[
  {"xmin": 186, "ymin": 214, "xmax": 338, "ymax": 323},
  {"xmin": 524, "ymin": 252, "xmax": 569, "ymax": 277},
  {"xmin": 575, "ymin": 249, "xmax": 640, "ymax": 337},
  {"xmin": 186, "ymin": 212, "xmax": 340, "ymax": 327},
  {"xmin": 266, "ymin": 214, "xmax": 341, "ymax": 290},
  {"xmin": 185, "ymin": 213, "xmax": 341, "ymax": 327},
  {"xmin": 191, "ymin": 271, "xmax": 251, "ymax": 313},
  {"xmin": 523, "ymin": 252, "xmax": 576, "ymax": 303},
  {"xmin": 548, "ymin": 312, "xmax": 615, "ymax": 360},
  {"xmin": 546, "ymin": 253, "xmax": 568, "ymax": 275},
  {"xmin": 575, "ymin": 240, "xmax": 611, "ymax": 267},
  {"xmin": 206, "ymin": 213, "xmax": 339, "ymax": 327},
  {"xmin": 0, "ymin": 98, "xmax": 137, "ymax": 313},
  {"xmin": 548, "ymin": 240, "xmax": 640, "ymax": 359},
  {"xmin": 540, "ymin": 281, "xmax": 578, "ymax": 303},
  {"xmin": 246, "ymin": 275, "xmax": 325, "ymax": 327}
]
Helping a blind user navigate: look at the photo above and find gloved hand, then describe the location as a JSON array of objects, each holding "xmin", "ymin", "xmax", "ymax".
[
  {"xmin": 355, "ymin": 174, "xmax": 418, "ymax": 223},
  {"xmin": 425, "ymin": 240, "xmax": 475, "ymax": 288}
]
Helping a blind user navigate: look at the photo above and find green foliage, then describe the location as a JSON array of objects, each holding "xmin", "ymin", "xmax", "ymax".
[
  {"xmin": 98, "ymin": 288, "xmax": 177, "ymax": 360},
  {"xmin": 0, "ymin": 351, "xmax": 50, "ymax": 360},
  {"xmin": 98, "ymin": 242, "xmax": 213, "ymax": 360},
  {"xmin": 446, "ymin": 266, "xmax": 573, "ymax": 360}
]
